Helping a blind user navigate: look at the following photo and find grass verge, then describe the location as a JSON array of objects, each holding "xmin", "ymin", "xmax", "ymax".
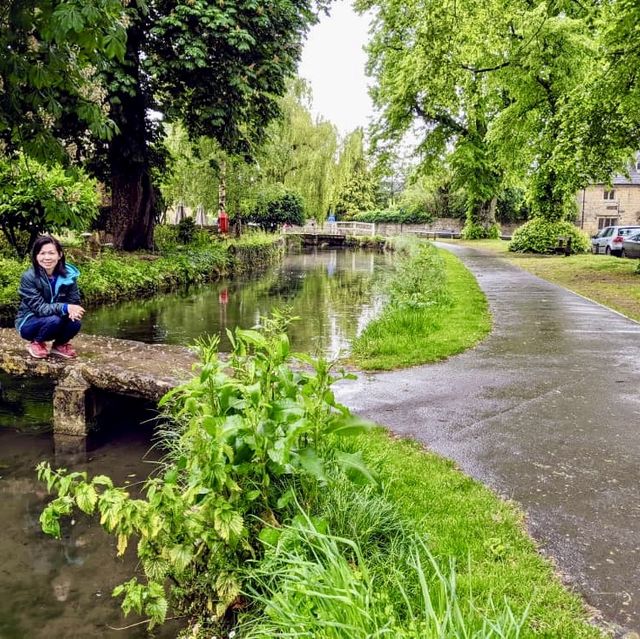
[
  {"xmin": 350, "ymin": 245, "xmax": 491, "ymax": 370},
  {"xmin": 456, "ymin": 239, "xmax": 640, "ymax": 322},
  {"xmin": 349, "ymin": 428, "xmax": 605, "ymax": 638}
]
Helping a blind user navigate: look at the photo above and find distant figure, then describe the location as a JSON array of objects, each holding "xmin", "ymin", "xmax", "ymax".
[{"xmin": 15, "ymin": 235, "xmax": 85, "ymax": 359}]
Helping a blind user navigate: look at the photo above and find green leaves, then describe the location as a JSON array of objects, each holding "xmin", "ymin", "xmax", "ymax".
[
  {"xmin": 0, "ymin": 155, "xmax": 99, "ymax": 257},
  {"xmin": 38, "ymin": 313, "xmax": 373, "ymax": 631}
]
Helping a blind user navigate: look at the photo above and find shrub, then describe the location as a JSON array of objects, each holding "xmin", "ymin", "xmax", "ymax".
[
  {"xmin": 250, "ymin": 189, "xmax": 305, "ymax": 231},
  {"xmin": 461, "ymin": 222, "xmax": 500, "ymax": 240},
  {"xmin": 153, "ymin": 224, "xmax": 178, "ymax": 251},
  {"xmin": 509, "ymin": 218, "xmax": 590, "ymax": 254},
  {"xmin": 177, "ymin": 216, "xmax": 196, "ymax": 244},
  {"xmin": 0, "ymin": 155, "xmax": 99, "ymax": 257}
]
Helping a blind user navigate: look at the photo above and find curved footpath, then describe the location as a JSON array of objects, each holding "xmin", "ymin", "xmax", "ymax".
[{"xmin": 335, "ymin": 243, "xmax": 640, "ymax": 636}]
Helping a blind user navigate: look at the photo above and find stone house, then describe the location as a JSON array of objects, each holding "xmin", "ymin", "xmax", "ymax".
[{"xmin": 576, "ymin": 159, "xmax": 640, "ymax": 235}]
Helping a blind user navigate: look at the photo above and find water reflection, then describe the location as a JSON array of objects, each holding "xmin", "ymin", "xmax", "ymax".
[
  {"xmin": 82, "ymin": 249, "xmax": 392, "ymax": 357},
  {"xmin": 0, "ymin": 376, "xmax": 180, "ymax": 638}
]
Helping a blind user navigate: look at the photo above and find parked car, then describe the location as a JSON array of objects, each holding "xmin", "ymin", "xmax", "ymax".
[
  {"xmin": 621, "ymin": 232, "xmax": 640, "ymax": 258},
  {"xmin": 591, "ymin": 225, "xmax": 640, "ymax": 256}
]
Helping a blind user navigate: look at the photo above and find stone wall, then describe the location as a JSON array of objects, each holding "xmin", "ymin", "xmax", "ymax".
[{"xmin": 576, "ymin": 185, "xmax": 640, "ymax": 235}]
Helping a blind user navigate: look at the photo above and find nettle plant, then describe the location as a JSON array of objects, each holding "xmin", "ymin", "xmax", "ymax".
[{"xmin": 37, "ymin": 314, "xmax": 371, "ymax": 630}]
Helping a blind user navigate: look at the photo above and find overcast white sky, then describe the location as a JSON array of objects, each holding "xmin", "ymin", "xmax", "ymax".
[{"xmin": 298, "ymin": 0, "xmax": 374, "ymax": 137}]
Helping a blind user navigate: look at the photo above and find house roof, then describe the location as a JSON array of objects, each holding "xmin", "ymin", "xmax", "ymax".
[{"xmin": 610, "ymin": 155, "xmax": 640, "ymax": 185}]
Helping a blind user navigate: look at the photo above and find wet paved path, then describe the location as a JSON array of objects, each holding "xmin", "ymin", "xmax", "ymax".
[{"xmin": 335, "ymin": 244, "xmax": 640, "ymax": 635}]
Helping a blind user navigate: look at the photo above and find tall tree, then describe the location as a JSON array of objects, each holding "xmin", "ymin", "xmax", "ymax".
[
  {"xmin": 489, "ymin": 2, "xmax": 600, "ymax": 220},
  {"xmin": 333, "ymin": 128, "xmax": 375, "ymax": 217},
  {"xmin": 358, "ymin": 0, "xmax": 507, "ymax": 237},
  {"xmin": 359, "ymin": 0, "xmax": 607, "ymax": 229},
  {"xmin": 99, "ymin": 0, "xmax": 328, "ymax": 250}
]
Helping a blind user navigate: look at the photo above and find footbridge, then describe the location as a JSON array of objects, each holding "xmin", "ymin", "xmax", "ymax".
[
  {"xmin": 282, "ymin": 221, "xmax": 376, "ymax": 246},
  {"xmin": 0, "ymin": 328, "xmax": 198, "ymax": 438}
]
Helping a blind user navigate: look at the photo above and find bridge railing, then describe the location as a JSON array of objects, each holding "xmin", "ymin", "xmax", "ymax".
[{"xmin": 283, "ymin": 221, "xmax": 376, "ymax": 237}]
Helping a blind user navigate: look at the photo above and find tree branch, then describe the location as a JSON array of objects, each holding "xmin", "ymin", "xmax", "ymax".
[
  {"xmin": 461, "ymin": 61, "xmax": 511, "ymax": 74},
  {"xmin": 413, "ymin": 103, "xmax": 469, "ymax": 137}
]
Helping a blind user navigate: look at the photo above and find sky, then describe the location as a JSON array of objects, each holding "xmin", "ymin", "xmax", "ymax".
[{"xmin": 298, "ymin": 1, "xmax": 374, "ymax": 137}]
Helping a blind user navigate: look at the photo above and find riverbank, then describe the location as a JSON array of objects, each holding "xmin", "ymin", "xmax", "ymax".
[
  {"xmin": 37, "ymin": 320, "xmax": 605, "ymax": 638},
  {"xmin": 0, "ymin": 231, "xmax": 285, "ymax": 322},
  {"xmin": 350, "ymin": 241, "xmax": 492, "ymax": 370}
]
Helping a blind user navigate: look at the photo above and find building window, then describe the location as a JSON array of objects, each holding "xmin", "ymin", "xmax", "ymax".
[
  {"xmin": 636, "ymin": 161, "xmax": 640, "ymax": 171},
  {"xmin": 598, "ymin": 217, "xmax": 619, "ymax": 229},
  {"xmin": 603, "ymin": 189, "xmax": 616, "ymax": 200}
]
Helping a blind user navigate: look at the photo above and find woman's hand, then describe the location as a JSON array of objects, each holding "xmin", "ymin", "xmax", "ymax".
[{"xmin": 67, "ymin": 304, "xmax": 85, "ymax": 321}]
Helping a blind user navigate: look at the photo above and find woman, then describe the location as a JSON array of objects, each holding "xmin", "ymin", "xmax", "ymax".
[{"xmin": 15, "ymin": 235, "xmax": 85, "ymax": 359}]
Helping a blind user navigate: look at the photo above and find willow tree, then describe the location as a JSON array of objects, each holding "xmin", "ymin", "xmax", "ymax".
[
  {"xmin": 256, "ymin": 79, "xmax": 338, "ymax": 220},
  {"xmin": 332, "ymin": 128, "xmax": 376, "ymax": 217}
]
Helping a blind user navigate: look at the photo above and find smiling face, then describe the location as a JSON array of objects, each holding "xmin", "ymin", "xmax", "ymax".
[{"xmin": 36, "ymin": 242, "xmax": 61, "ymax": 275}]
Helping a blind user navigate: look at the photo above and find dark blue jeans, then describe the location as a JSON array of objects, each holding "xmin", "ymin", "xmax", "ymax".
[{"xmin": 19, "ymin": 315, "xmax": 81, "ymax": 344}]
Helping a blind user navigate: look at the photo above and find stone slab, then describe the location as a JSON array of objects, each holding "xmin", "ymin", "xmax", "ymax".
[{"xmin": 0, "ymin": 328, "xmax": 198, "ymax": 401}]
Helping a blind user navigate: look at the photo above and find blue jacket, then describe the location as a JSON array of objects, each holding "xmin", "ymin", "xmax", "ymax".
[{"xmin": 15, "ymin": 264, "xmax": 81, "ymax": 331}]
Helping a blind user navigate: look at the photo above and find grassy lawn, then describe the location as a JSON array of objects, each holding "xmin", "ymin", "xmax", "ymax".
[
  {"xmin": 350, "ymin": 248, "xmax": 492, "ymax": 369},
  {"xmin": 455, "ymin": 239, "xmax": 640, "ymax": 322},
  {"xmin": 358, "ymin": 429, "xmax": 605, "ymax": 638}
]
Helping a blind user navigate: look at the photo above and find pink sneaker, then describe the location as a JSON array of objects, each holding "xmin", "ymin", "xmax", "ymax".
[
  {"xmin": 27, "ymin": 341, "xmax": 49, "ymax": 359},
  {"xmin": 51, "ymin": 342, "xmax": 77, "ymax": 359}
]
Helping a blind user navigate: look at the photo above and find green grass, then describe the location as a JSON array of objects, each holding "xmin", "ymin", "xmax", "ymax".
[
  {"xmin": 351, "ymin": 429, "xmax": 605, "ymax": 638},
  {"xmin": 455, "ymin": 239, "xmax": 640, "ymax": 322},
  {"xmin": 350, "ymin": 248, "xmax": 491, "ymax": 370}
]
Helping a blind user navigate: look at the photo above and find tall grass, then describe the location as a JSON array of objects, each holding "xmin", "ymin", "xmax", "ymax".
[
  {"xmin": 351, "ymin": 240, "xmax": 490, "ymax": 369},
  {"xmin": 240, "ymin": 514, "xmax": 528, "ymax": 639}
]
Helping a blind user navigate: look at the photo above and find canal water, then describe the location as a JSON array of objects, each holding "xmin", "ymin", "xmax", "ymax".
[
  {"xmin": 0, "ymin": 248, "xmax": 392, "ymax": 637},
  {"xmin": 81, "ymin": 248, "xmax": 393, "ymax": 357}
]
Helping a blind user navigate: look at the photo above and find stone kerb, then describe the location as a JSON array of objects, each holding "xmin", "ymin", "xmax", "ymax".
[{"xmin": 0, "ymin": 328, "xmax": 198, "ymax": 437}]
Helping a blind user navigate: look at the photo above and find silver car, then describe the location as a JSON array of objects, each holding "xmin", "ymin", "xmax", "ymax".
[
  {"xmin": 591, "ymin": 225, "xmax": 640, "ymax": 256},
  {"xmin": 621, "ymin": 232, "xmax": 640, "ymax": 259}
]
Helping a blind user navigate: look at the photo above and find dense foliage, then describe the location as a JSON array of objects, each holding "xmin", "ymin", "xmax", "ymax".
[
  {"xmin": 0, "ymin": 0, "xmax": 125, "ymax": 158},
  {"xmin": 249, "ymin": 189, "xmax": 305, "ymax": 231},
  {"xmin": 509, "ymin": 218, "xmax": 590, "ymax": 254},
  {"xmin": 0, "ymin": 156, "xmax": 99, "ymax": 257}
]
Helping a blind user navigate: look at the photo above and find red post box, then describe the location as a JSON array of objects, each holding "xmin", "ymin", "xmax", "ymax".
[{"xmin": 218, "ymin": 210, "xmax": 229, "ymax": 234}]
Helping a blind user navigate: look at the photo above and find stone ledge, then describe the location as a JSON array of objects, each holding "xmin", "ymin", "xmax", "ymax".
[{"xmin": 0, "ymin": 328, "xmax": 198, "ymax": 401}]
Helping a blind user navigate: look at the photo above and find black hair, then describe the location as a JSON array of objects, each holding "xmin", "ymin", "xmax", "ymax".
[{"xmin": 31, "ymin": 235, "xmax": 67, "ymax": 276}]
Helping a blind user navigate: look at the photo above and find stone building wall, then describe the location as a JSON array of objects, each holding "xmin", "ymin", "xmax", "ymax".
[{"xmin": 576, "ymin": 185, "xmax": 640, "ymax": 235}]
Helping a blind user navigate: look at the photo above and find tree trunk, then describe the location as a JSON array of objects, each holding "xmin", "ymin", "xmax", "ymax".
[{"xmin": 106, "ymin": 21, "xmax": 155, "ymax": 251}]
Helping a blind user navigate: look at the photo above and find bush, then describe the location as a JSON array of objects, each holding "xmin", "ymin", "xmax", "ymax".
[
  {"xmin": 509, "ymin": 218, "xmax": 590, "ymax": 254},
  {"xmin": 461, "ymin": 222, "xmax": 500, "ymax": 240},
  {"xmin": 249, "ymin": 189, "xmax": 305, "ymax": 231},
  {"xmin": 0, "ymin": 155, "xmax": 99, "ymax": 257},
  {"xmin": 154, "ymin": 224, "xmax": 179, "ymax": 251},
  {"xmin": 177, "ymin": 217, "xmax": 196, "ymax": 244}
]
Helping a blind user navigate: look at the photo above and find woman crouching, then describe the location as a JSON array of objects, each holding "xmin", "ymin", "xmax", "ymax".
[{"xmin": 15, "ymin": 235, "xmax": 85, "ymax": 359}]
